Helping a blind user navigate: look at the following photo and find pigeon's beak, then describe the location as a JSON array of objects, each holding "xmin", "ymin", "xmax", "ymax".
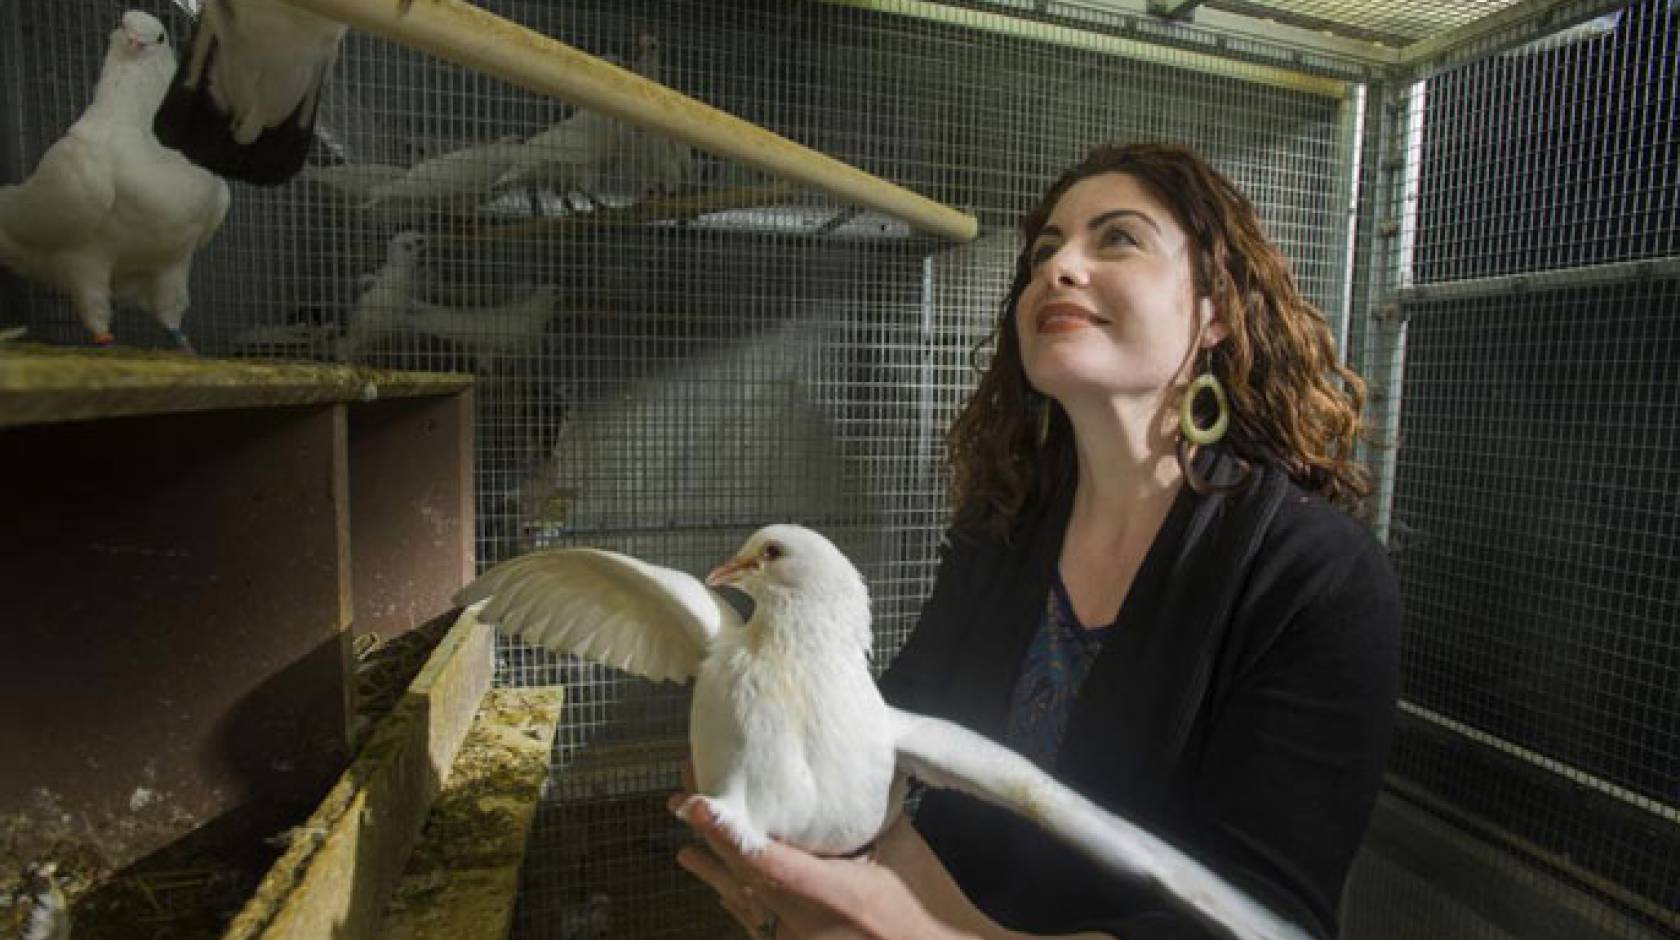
[{"xmin": 705, "ymin": 554, "xmax": 758, "ymax": 588}]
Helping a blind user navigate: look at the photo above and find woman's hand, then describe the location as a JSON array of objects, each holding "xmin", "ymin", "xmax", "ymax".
[{"xmin": 669, "ymin": 784, "xmax": 1024, "ymax": 940}]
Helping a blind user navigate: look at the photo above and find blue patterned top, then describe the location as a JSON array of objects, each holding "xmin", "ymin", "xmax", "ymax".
[{"xmin": 1003, "ymin": 569, "xmax": 1116, "ymax": 770}]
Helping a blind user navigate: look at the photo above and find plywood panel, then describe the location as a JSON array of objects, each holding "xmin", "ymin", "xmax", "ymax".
[
  {"xmin": 0, "ymin": 405, "xmax": 351, "ymax": 872},
  {"xmin": 222, "ymin": 608, "xmax": 494, "ymax": 940},
  {"xmin": 348, "ymin": 391, "xmax": 476, "ymax": 649}
]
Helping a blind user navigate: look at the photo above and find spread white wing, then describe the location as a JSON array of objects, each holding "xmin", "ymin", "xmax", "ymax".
[
  {"xmin": 888, "ymin": 706, "xmax": 1311, "ymax": 940},
  {"xmin": 457, "ymin": 548, "xmax": 741, "ymax": 684}
]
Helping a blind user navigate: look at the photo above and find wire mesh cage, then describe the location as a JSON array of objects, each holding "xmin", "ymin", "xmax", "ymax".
[
  {"xmin": 1346, "ymin": 0, "xmax": 1679, "ymax": 936},
  {"xmin": 0, "ymin": 0, "xmax": 1674, "ymax": 938}
]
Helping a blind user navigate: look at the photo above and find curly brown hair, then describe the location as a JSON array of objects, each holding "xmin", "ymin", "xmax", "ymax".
[{"xmin": 948, "ymin": 142, "xmax": 1373, "ymax": 535}]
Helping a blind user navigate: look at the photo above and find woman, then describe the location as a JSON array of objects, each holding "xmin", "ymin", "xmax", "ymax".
[{"xmin": 673, "ymin": 142, "xmax": 1400, "ymax": 940}]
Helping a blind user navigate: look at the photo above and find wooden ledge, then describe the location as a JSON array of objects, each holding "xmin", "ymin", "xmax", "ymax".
[
  {"xmin": 220, "ymin": 606, "xmax": 495, "ymax": 940},
  {"xmin": 0, "ymin": 344, "xmax": 472, "ymax": 429},
  {"xmin": 378, "ymin": 687, "xmax": 565, "ymax": 939}
]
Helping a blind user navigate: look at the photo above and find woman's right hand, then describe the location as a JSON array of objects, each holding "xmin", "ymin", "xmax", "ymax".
[
  {"xmin": 674, "ymin": 795, "xmax": 1011, "ymax": 940},
  {"xmin": 672, "ymin": 763, "xmax": 1112, "ymax": 940}
]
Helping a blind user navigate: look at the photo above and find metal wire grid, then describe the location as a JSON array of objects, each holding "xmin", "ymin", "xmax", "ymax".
[
  {"xmin": 1378, "ymin": 280, "xmax": 1680, "ymax": 934},
  {"xmin": 0, "ymin": 1, "xmax": 1356, "ymax": 937},
  {"xmin": 1342, "ymin": 793, "xmax": 1673, "ymax": 940},
  {"xmin": 0, "ymin": 1, "xmax": 1357, "ymax": 350},
  {"xmin": 1412, "ymin": 0, "xmax": 1678, "ymax": 284},
  {"xmin": 1206, "ymin": 0, "xmax": 1531, "ymax": 45},
  {"xmin": 939, "ymin": 0, "xmax": 1389, "ymax": 83},
  {"xmin": 497, "ymin": 10, "xmax": 1351, "ymax": 938},
  {"xmin": 1344, "ymin": 0, "xmax": 1680, "ymax": 935},
  {"xmin": 1382, "ymin": 712, "xmax": 1679, "ymax": 935}
]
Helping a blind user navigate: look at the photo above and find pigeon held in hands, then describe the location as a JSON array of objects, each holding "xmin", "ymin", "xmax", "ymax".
[{"xmin": 458, "ymin": 525, "xmax": 1311, "ymax": 940}]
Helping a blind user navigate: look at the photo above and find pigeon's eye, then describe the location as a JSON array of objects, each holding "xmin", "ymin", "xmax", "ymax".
[{"xmin": 761, "ymin": 542, "xmax": 784, "ymax": 562}]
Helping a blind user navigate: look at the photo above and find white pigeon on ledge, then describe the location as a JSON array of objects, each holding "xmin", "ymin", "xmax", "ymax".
[
  {"xmin": 361, "ymin": 136, "xmax": 531, "ymax": 216},
  {"xmin": 458, "ymin": 525, "xmax": 1312, "ymax": 940},
  {"xmin": 0, "ymin": 11, "xmax": 230, "ymax": 351}
]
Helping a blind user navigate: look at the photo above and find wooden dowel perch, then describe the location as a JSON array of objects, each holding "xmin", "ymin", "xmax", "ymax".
[{"xmin": 280, "ymin": 0, "xmax": 980, "ymax": 243}]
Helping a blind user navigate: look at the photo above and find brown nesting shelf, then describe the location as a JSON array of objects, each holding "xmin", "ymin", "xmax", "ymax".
[
  {"xmin": 0, "ymin": 343, "xmax": 470, "ymax": 428},
  {"xmin": 0, "ymin": 344, "xmax": 477, "ymax": 907},
  {"xmin": 222, "ymin": 607, "xmax": 563, "ymax": 940}
]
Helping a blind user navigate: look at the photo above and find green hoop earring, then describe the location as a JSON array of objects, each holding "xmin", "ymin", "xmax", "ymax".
[{"xmin": 1180, "ymin": 372, "xmax": 1229, "ymax": 446}]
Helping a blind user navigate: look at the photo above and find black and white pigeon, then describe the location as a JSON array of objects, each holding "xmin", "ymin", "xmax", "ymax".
[
  {"xmin": 458, "ymin": 525, "xmax": 1312, "ymax": 940},
  {"xmin": 153, "ymin": 0, "xmax": 410, "ymax": 185}
]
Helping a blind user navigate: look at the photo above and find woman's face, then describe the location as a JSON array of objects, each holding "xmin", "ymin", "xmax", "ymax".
[{"xmin": 1015, "ymin": 171, "xmax": 1222, "ymax": 405}]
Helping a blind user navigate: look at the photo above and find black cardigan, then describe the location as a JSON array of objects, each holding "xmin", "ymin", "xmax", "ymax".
[{"xmin": 880, "ymin": 451, "xmax": 1400, "ymax": 939}]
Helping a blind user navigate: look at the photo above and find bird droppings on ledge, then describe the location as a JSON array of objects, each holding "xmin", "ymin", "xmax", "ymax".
[
  {"xmin": 352, "ymin": 615, "xmax": 456, "ymax": 751},
  {"xmin": 0, "ymin": 779, "xmax": 282, "ymax": 940},
  {"xmin": 378, "ymin": 687, "xmax": 563, "ymax": 939},
  {"xmin": 0, "ymin": 820, "xmax": 276, "ymax": 940},
  {"xmin": 0, "ymin": 620, "xmax": 458, "ymax": 940}
]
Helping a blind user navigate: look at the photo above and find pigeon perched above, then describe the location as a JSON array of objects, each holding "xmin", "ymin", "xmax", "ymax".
[
  {"xmin": 361, "ymin": 136, "xmax": 530, "ymax": 216},
  {"xmin": 153, "ymin": 0, "xmax": 390, "ymax": 185},
  {"xmin": 0, "ymin": 11, "xmax": 230, "ymax": 350},
  {"xmin": 500, "ymin": 36, "xmax": 671, "ymax": 208},
  {"xmin": 619, "ymin": 34, "xmax": 695, "ymax": 198},
  {"xmin": 298, "ymin": 162, "xmax": 407, "ymax": 203},
  {"xmin": 503, "ymin": 107, "xmax": 623, "ymax": 210},
  {"xmin": 459, "ymin": 526, "xmax": 1313, "ymax": 940}
]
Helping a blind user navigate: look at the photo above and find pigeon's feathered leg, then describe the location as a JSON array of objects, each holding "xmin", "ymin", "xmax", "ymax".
[
  {"xmin": 66, "ymin": 259, "xmax": 117, "ymax": 345},
  {"xmin": 685, "ymin": 792, "xmax": 772, "ymax": 857},
  {"xmin": 143, "ymin": 265, "xmax": 196, "ymax": 352},
  {"xmin": 144, "ymin": 172, "xmax": 230, "ymax": 352}
]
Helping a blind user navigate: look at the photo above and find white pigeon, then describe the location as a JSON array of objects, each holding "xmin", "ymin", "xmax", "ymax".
[
  {"xmin": 362, "ymin": 136, "xmax": 530, "ymax": 216},
  {"xmin": 500, "ymin": 40, "xmax": 654, "ymax": 208},
  {"xmin": 152, "ymin": 0, "xmax": 389, "ymax": 185},
  {"xmin": 497, "ymin": 35, "xmax": 690, "ymax": 214},
  {"xmin": 459, "ymin": 526, "xmax": 1313, "ymax": 940},
  {"xmin": 408, "ymin": 285, "xmax": 558, "ymax": 373},
  {"xmin": 0, "ymin": 11, "xmax": 231, "ymax": 351},
  {"xmin": 298, "ymin": 162, "xmax": 408, "ymax": 203},
  {"xmin": 502, "ymin": 110, "xmax": 623, "ymax": 210},
  {"xmin": 618, "ymin": 34, "xmax": 695, "ymax": 199},
  {"xmin": 21, "ymin": 861, "xmax": 71, "ymax": 940},
  {"xmin": 334, "ymin": 230, "xmax": 425, "ymax": 363}
]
